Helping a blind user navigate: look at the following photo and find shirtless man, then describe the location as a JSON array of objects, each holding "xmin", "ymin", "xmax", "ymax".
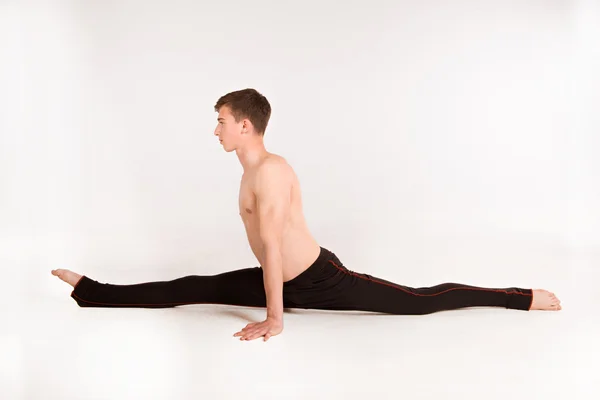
[{"xmin": 52, "ymin": 88, "xmax": 561, "ymax": 342}]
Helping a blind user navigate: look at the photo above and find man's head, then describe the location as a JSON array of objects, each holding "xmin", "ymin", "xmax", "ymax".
[{"xmin": 213, "ymin": 88, "xmax": 271, "ymax": 152}]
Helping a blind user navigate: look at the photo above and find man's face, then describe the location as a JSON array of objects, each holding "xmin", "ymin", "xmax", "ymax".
[{"xmin": 214, "ymin": 106, "xmax": 242, "ymax": 152}]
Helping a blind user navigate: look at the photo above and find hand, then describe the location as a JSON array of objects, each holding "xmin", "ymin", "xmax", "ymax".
[{"xmin": 233, "ymin": 317, "xmax": 283, "ymax": 342}]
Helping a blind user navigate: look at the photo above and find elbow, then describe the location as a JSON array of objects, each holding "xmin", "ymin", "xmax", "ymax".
[
  {"xmin": 263, "ymin": 241, "xmax": 282, "ymax": 257},
  {"xmin": 261, "ymin": 238, "xmax": 283, "ymax": 263},
  {"xmin": 261, "ymin": 231, "xmax": 283, "ymax": 251}
]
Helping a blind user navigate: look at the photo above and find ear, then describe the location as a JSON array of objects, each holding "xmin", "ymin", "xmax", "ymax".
[{"xmin": 241, "ymin": 119, "xmax": 253, "ymax": 134}]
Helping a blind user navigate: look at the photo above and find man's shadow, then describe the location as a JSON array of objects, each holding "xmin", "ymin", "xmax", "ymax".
[{"xmin": 174, "ymin": 305, "xmax": 381, "ymax": 324}]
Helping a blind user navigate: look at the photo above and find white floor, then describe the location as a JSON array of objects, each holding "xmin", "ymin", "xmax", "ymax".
[{"xmin": 5, "ymin": 250, "xmax": 599, "ymax": 400}]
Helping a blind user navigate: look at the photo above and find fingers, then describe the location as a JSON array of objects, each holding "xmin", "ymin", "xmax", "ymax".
[
  {"xmin": 233, "ymin": 322, "xmax": 267, "ymax": 341},
  {"xmin": 233, "ymin": 320, "xmax": 279, "ymax": 341},
  {"xmin": 241, "ymin": 326, "xmax": 267, "ymax": 341},
  {"xmin": 233, "ymin": 322, "xmax": 258, "ymax": 337}
]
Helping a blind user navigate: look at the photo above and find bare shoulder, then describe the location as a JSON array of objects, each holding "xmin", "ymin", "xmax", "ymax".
[{"xmin": 257, "ymin": 154, "xmax": 294, "ymax": 178}]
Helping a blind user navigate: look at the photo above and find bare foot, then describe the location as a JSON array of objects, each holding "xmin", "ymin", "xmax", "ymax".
[
  {"xmin": 51, "ymin": 269, "xmax": 83, "ymax": 288},
  {"xmin": 530, "ymin": 289, "xmax": 562, "ymax": 311}
]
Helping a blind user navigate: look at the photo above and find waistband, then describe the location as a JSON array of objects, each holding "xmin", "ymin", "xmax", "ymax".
[{"xmin": 283, "ymin": 246, "xmax": 335, "ymax": 287}]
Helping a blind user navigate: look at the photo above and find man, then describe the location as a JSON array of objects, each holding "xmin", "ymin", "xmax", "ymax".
[{"xmin": 52, "ymin": 88, "xmax": 562, "ymax": 342}]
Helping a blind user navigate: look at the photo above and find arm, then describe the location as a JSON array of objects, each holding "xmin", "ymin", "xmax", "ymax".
[
  {"xmin": 256, "ymin": 162, "xmax": 291, "ymax": 322},
  {"xmin": 232, "ymin": 161, "xmax": 291, "ymax": 341}
]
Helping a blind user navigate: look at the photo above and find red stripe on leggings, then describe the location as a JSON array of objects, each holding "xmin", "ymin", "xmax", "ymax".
[{"xmin": 328, "ymin": 260, "xmax": 533, "ymax": 308}]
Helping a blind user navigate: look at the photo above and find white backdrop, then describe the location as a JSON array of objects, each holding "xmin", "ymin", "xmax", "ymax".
[
  {"xmin": 2, "ymin": 1, "xmax": 600, "ymax": 399},
  {"xmin": 2, "ymin": 0, "xmax": 599, "ymax": 291},
  {"xmin": 2, "ymin": 0, "xmax": 599, "ymax": 292}
]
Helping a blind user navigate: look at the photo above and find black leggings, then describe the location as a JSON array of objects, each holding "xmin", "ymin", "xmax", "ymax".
[{"xmin": 70, "ymin": 246, "xmax": 533, "ymax": 314}]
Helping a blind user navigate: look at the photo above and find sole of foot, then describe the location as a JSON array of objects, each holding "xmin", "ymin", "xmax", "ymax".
[{"xmin": 530, "ymin": 289, "xmax": 562, "ymax": 311}]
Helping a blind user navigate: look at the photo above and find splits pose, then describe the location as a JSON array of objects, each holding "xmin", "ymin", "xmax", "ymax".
[{"xmin": 52, "ymin": 88, "xmax": 562, "ymax": 342}]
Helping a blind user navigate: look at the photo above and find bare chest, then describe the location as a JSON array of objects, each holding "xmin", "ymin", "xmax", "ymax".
[{"xmin": 238, "ymin": 176, "xmax": 257, "ymax": 221}]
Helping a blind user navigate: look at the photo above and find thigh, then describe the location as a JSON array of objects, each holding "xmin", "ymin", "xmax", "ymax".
[
  {"xmin": 221, "ymin": 265, "xmax": 321, "ymax": 308},
  {"xmin": 213, "ymin": 267, "xmax": 303, "ymax": 309},
  {"xmin": 210, "ymin": 267, "xmax": 267, "ymax": 308}
]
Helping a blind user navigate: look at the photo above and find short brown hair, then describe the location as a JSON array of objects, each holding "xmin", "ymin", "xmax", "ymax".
[{"xmin": 214, "ymin": 88, "xmax": 271, "ymax": 136}]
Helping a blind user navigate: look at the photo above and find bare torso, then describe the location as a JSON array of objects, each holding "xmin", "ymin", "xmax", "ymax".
[{"xmin": 238, "ymin": 154, "xmax": 321, "ymax": 282}]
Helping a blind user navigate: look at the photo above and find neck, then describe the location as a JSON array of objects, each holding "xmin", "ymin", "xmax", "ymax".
[{"xmin": 236, "ymin": 136, "xmax": 269, "ymax": 172}]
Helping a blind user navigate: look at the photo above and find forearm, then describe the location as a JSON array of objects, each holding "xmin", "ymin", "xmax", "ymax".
[{"xmin": 262, "ymin": 248, "xmax": 284, "ymax": 321}]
